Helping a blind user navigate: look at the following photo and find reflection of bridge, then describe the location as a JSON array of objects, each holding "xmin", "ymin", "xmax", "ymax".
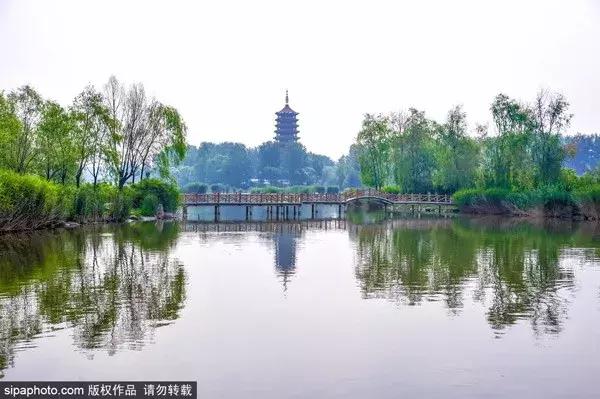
[
  {"xmin": 182, "ymin": 190, "xmax": 454, "ymax": 220},
  {"xmin": 182, "ymin": 219, "xmax": 347, "ymax": 233}
]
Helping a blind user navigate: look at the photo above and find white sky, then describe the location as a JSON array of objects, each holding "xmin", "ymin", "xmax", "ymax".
[{"xmin": 1, "ymin": 0, "xmax": 599, "ymax": 159}]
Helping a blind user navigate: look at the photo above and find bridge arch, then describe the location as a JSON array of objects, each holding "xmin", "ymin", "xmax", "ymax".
[{"xmin": 344, "ymin": 195, "xmax": 394, "ymax": 206}]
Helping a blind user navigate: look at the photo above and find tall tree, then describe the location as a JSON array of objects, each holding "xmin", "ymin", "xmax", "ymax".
[
  {"xmin": 356, "ymin": 114, "xmax": 390, "ymax": 189},
  {"xmin": 390, "ymin": 109, "xmax": 437, "ymax": 193},
  {"xmin": 530, "ymin": 90, "xmax": 572, "ymax": 186},
  {"xmin": 6, "ymin": 86, "xmax": 44, "ymax": 173},
  {"xmin": 433, "ymin": 106, "xmax": 480, "ymax": 192},
  {"xmin": 0, "ymin": 92, "xmax": 22, "ymax": 171},
  {"xmin": 71, "ymin": 86, "xmax": 113, "ymax": 187},
  {"xmin": 103, "ymin": 76, "xmax": 187, "ymax": 189},
  {"xmin": 37, "ymin": 101, "xmax": 77, "ymax": 183}
]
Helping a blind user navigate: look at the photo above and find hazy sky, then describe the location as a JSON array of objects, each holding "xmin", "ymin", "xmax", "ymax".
[{"xmin": 1, "ymin": 0, "xmax": 599, "ymax": 159}]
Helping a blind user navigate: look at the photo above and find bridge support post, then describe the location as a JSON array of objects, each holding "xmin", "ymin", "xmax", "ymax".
[
  {"xmin": 182, "ymin": 205, "xmax": 187, "ymax": 220},
  {"xmin": 338, "ymin": 204, "xmax": 342, "ymax": 219},
  {"xmin": 276, "ymin": 206, "xmax": 279, "ymax": 220},
  {"xmin": 214, "ymin": 205, "xmax": 220, "ymax": 222},
  {"xmin": 245, "ymin": 206, "xmax": 250, "ymax": 221},
  {"xmin": 311, "ymin": 204, "xmax": 315, "ymax": 219}
]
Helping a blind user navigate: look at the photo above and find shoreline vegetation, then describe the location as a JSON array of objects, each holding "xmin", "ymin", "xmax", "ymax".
[
  {"xmin": 0, "ymin": 77, "xmax": 186, "ymax": 233},
  {"xmin": 353, "ymin": 89, "xmax": 600, "ymax": 222},
  {"xmin": 2, "ymin": 81, "xmax": 600, "ymax": 233}
]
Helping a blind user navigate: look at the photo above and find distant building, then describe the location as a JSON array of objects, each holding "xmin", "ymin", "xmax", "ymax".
[{"xmin": 274, "ymin": 90, "xmax": 299, "ymax": 143}]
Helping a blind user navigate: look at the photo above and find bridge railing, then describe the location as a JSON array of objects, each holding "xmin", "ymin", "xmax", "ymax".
[{"xmin": 183, "ymin": 191, "xmax": 453, "ymax": 205}]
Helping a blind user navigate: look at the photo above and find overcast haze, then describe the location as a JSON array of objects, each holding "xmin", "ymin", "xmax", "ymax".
[{"xmin": 1, "ymin": 0, "xmax": 599, "ymax": 159}]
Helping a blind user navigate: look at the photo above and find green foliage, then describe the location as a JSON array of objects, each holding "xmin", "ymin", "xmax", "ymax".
[
  {"xmin": 250, "ymin": 186, "xmax": 281, "ymax": 194},
  {"xmin": 452, "ymin": 188, "xmax": 535, "ymax": 211},
  {"xmin": 130, "ymin": 179, "xmax": 180, "ymax": 213},
  {"xmin": 109, "ymin": 190, "xmax": 132, "ymax": 222},
  {"xmin": 140, "ymin": 194, "xmax": 160, "ymax": 217},
  {"xmin": 0, "ymin": 169, "xmax": 67, "ymax": 230},
  {"xmin": 71, "ymin": 183, "xmax": 119, "ymax": 222},
  {"xmin": 326, "ymin": 186, "xmax": 339, "ymax": 194},
  {"xmin": 351, "ymin": 90, "xmax": 572, "ymax": 196},
  {"xmin": 381, "ymin": 185, "xmax": 401, "ymax": 194},
  {"xmin": 356, "ymin": 114, "xmax": 390, "ymax": 189},
  {"xmin": 172, "ymin": 141, "xmax": 339, "ymax": 190},
  {"xmin": 183, "ymin": 182, "xmax": 208, "ymax": 194}
]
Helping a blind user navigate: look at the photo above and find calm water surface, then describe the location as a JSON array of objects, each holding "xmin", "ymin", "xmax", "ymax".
[{"xmin": 1, "ymin": 215, "xmax": 600, "ymax": 398}]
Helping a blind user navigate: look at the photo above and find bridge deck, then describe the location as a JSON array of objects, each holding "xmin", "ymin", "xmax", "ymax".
[{"xmin": 183, "ymin": 191, "xmax": 453, "ymax": 206}]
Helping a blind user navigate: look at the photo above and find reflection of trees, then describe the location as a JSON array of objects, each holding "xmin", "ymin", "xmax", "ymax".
[
  {"xmin": 0, "ymin": 222, "xmax": 185, "ymax": 374},
  {"xmin": 352, "ymin": 218, "xmax": 590, "ymax": 335}
]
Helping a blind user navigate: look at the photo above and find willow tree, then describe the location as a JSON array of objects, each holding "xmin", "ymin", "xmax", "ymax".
[
  {"xmin": 37, "ymin": 101, "xmax": 77, "ymax": 183},
  {"xmin": 103, "ymin": 76, "xmax": 187, "ymax": 189},
  {"xmin": 71, "ymin": 86, "xmax": 114, "ymax": 188},
  {"xmin": 6, "ymin": 86, "xmax": 44, "ymax": 173},
  {"xmin": 356, "ymin": 114, "xmax": 391, "ymax": 189},
  {"xmin": 433, "ymin": 106, "xmax": 480, "ymax": 193},
  {"xmin": 0, "ymin": 92, "xmax": 21, "ymax": 171},
  {"xmin": 530, "ymin": 90, "xmax": 572, "ymax": 186},
  {"xmin": 484, "ymin": 93, "xmax": 536, "ymax": 189},
  {"xmin": 390, "ymin": 109, "xmax": 437, "ymax": 193}
]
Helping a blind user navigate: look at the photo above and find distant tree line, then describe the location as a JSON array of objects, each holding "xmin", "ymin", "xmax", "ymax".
[{"xmin": 172, "ymin": 140, "xmax": 361, "ymax": 191}]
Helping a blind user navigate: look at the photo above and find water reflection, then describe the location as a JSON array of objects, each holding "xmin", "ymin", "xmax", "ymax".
[
  {"xmin": 351, "ymin": 217, "xmax": 600, "ymax": 335},
  {"xmin": 1, "ymin": 217, "xmax": 600, "ymax": 381},
  {"xmin": 0, "ymin": 222, "xmax": 186, "ymax": 375},
  {"xmin": 183, "ymin": 220, "xmax": 346, "ymax": 291}
]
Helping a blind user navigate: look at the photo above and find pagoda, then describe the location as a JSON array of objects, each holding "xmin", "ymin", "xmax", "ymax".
[{"xmin": 274, "ymin": 90, "xmax": 299, "ymax": 143}]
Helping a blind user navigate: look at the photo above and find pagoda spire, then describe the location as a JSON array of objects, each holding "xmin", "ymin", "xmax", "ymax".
[{"xmin": 285, "ymin": 89, "xmax": 289, "ymax": 105}]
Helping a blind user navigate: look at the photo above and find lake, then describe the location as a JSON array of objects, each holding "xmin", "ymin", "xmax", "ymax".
[{"xmin": 1, "ymin": 214, "xmax": 599, "ymax": 398}]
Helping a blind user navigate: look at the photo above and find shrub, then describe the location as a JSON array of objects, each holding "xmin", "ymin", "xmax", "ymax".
[
  {"xmin": 130, "ymin": 179, "xmax": 180, "ymax": 213},
  {"xmin": 140, "ymin": 193, "xmax": 160, "ymax": 216},
  {"xmin": 381, "ymin": 185, "xmax": 401, "ymax": 194},
  {"xmin": 326, "ymin": 186, "xmax": 340, "ymax": 194},
  {"xmin": 0, "ymin": 169, "xmax": 67, "ymax": 231},
  {"xmin": 250, "ymin": 186, "xmax": 282, "ymax": 194},
  {"xmin": 71, "ymin": 183, "xmax": 119, "ymax": 222},
  {"xmin": 314, "ymin": 185, "xmax": 326, "ymax": 194},
  {"xmin": 183, "ymin": 182, "xmax": 208, "ymax": 194},
  {"xmin": 109, "ymin": 191, "xmax": 132, "ymax": 222}
]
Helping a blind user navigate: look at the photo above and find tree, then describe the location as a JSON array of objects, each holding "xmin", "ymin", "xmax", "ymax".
[
  {"xmin": 6, "ymin": 86, "xmax": 44, "ymax": 173},
  {"xmin": 103, "ymin": 76, "xmax": 187, "ymax": 189},
  {"xmin": 484, "ymin": 94, "xmax": 535, "ymax": 189},
  {"xmin": 336, "ymin": 144, "xmax": 361, "ymax": 188},
  {"xmin": 356, "ymin": 114, "xmax": 390, "ymax": 189},
  {"xmin": 433, "ymin": 106, "xmax": 480, "ymax": 192},
  {"xmin": 0, "ymin": 92, "xmax": 22, "ymax": 171},
  {"xmin": 37, "ymin": 101, "xmax": 77, "ymax": 183},
  {"xmin": 530, "ymin": 90, "xmax": 572, "ymax": 186},
  {"xmin": 71, "ymin": 86, "xmax": 113, "ymax": 187},
  {"xmin": 390, "ymin": 109, "xmax": 437, "ymax": 193}
]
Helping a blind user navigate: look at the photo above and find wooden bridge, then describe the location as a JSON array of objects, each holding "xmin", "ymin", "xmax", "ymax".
[
  {"xmin": 183, "ymin": 190, "xmax": 453, "ymax": 206},
  {"xmin": 182, "ymin": 190, "xmax": 454, "ymax": 220}
]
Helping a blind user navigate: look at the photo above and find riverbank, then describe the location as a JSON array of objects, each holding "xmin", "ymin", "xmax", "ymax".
[
  {"xmin": 0, "ymin": 170, "xmax": 181, "ymax": 233},
  {"xmin": 453, "ymin": 187, "xmax": 600, "ymax": 220}
]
